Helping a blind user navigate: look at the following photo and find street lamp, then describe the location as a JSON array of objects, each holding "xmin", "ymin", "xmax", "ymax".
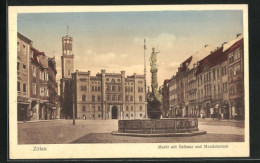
[{"xmin": 71, "ymin": 75, "xmax": 75, "ymax": 125}]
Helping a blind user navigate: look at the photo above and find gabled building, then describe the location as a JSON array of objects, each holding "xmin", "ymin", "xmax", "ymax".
[
  {"xmin": 166, "ymin": 34, "xmax": 244, "ymax": 119},
  {"xmin": 17, "ymin": 32, "xmax": 58, "ymax": 121}
]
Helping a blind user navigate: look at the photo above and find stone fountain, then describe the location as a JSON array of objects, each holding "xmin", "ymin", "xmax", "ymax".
[{"xmin": 112, "ymin": 48, "xmax": 206, "ymax": 137}]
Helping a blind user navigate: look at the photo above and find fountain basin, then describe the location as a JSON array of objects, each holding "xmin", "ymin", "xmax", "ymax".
[{"xmin": 111, "ymin": 118, "xmax": 206, "ymax": 137}]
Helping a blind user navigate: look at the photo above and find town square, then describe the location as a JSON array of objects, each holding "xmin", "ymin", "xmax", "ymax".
[{"xmin": 15, "ymin": 9, "xmax": 246, "ymax": 144}]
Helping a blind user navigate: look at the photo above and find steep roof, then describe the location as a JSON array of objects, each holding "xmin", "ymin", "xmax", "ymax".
[
  {"xmin": 223, "ymin": 34, "xmax": 243, "ymax": 52},
  {"xmin": 178, "ymin": 45, "xmax": 216, "ymax": 73},
  {"xmin": 179, "ymin": 56, "xmax": 192, "ymax": 73},
  {"xmin": 223, "ymin": 38, "xmax": 244, "ymax": 55},
  {"xmin": 31, "ymin": 47, "xmax": 48, "ymax": 69},
  {"xmin": 17, "ymin": 32, "xmax": 32, "ymax": 44},
  {"xmin": 196, "ymin": 47, "xmax": 224, "ymax": 75},
  {"xmin": 195, "ymin": 35, "xmax": 244, "ymax": 75},
  {"xmin": 187, "ymin": 45, "xmax": 216, "ymax": 69}
]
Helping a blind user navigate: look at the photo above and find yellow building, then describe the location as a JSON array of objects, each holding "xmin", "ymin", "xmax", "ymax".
[{"xmin": 72, "ymin": 70, "xmax": 146, "ymax": 120}]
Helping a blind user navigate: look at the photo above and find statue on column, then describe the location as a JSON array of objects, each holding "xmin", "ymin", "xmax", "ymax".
[{"xmin": 147, "ymin": 47, "xmax": 162, "ymax": 119}]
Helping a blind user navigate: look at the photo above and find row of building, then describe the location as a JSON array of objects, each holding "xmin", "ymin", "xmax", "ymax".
[
  {"xmin": 60, "ymin": 34, "xmax": 146, "ymax": 120},
  {"xmin": 17, "ymin": 33, "xmax": 59, "ymax": 121},
  {"xmin": 162, "ymin": 34, "xmax": 244, "ymax": 120}
]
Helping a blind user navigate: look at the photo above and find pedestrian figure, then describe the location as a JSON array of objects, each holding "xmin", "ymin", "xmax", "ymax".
[{"xmin": 210, "ymin": 107, "xmax": 214, "ymax": 119}]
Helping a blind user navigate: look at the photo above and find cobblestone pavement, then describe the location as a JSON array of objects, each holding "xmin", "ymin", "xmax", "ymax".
[{"xmin": 18, "ymin": 119, "xmax": 244, "ymax": 144}]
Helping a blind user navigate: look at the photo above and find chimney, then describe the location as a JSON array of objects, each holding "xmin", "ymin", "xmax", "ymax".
[{"xmin": 101, "ymin": 69, "xmax": 106, "ymax": 73}]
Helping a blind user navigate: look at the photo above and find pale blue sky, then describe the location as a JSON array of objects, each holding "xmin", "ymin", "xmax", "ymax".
[{"xmin": 18, "ymin": 10, "xmax": 243, "ymax": 87}]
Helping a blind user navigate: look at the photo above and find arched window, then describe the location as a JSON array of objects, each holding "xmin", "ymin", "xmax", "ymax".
[
  {"xmin": 125, "ymin": 86, "xmax": 127, "ymax": 92},
  {"xmin": 98, "ymin": 96, "xmax": 101, "ymax": 101},
  {"xmin": 139, "ymin": 96, "xmax": 142, "ymax": 102},
  {"xmin": 82, "ymin": 95, "xmax": 86, "ymax": 101},
  {"xmin": 107, "ymin": 95, "xmax": 110, "ymax": 101},
  {"xmin": 131, "ymin": 87, "xmax": 133, "ymax": 92},
  {"xmin": 126, "ymin": 106, "xmax": 128, "ymax": 111},
  {"xmin": 92, "ymin": 95, "xmax": 95, "ymax": 102},
  {"xmin": 125, "ymin": 95, "xmax": 128, "ymax": 101},
  {"xmin": 118, "ymin": 86, "xmax": 121, "ymax": 91},
  {"xmin": 98, "ymin": 86, "xmax": 100, "ymax": 91},
  {"xmin": 140, "ymin": 106, "xmax": 142, "ymax": 111},
  {"xmin": 112, "ymin": 86, "xmax": 115, "ymax": 91},
  {"xmin": 92, "ymin": 86, "xmax": 94, "ymax": 91},
  {"xmin": 131, "ymin": 106, "xmax": 133, "ymax": 111},
  {"xmin": 95, "ymin": 86, "xmax": 97, "ymax": 91},
  {"xmin": 118, "ymin": 95, "xmax": 121, "ymax": 101}
]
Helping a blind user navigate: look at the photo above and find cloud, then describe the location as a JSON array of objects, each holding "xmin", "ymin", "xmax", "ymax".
[
  {"xmin": 167, "ymin": 61, "xmax": 180, "ymax": 68},
  {"xmin": 133, "ymin": 33, "xmax": 177, "ymax": 50}
]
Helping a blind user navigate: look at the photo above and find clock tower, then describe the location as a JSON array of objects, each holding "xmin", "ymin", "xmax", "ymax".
[
  {"xmin": 61, "ymin": 26, "xmax": 74, "ymax": 79},
  {"xmin": 60, "ymin": 26, "xmax": 74, "ymax": 118}
]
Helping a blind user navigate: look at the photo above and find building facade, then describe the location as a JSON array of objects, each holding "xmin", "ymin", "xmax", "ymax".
[
  {"xmin": 226, "ymin": 36, "xmax": 244, "ymax": 120},
  {"xmin": 72, "ymin": 70, "xmax": 146, "ymax": 120},
  {"xmin": 166, "ymin": 34, "xmax": 244, "ymax": 119},
  {"xmin": 17, "ymin": 33, "xmax": 32, "ymax": 121},
  {"xmin": 17, "ymin": 32, "xmax": 58, "ymax": 121}
]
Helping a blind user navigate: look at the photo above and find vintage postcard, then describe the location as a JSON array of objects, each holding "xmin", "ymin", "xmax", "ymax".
[{"xmin": 9, "ymin": 5, "xmax": 249, "ymax": 159}]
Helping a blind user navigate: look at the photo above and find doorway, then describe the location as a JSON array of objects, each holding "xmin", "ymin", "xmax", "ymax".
[{"xmin": 112, "ymin": 106, "xmax": 118, "ymax": 119}]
